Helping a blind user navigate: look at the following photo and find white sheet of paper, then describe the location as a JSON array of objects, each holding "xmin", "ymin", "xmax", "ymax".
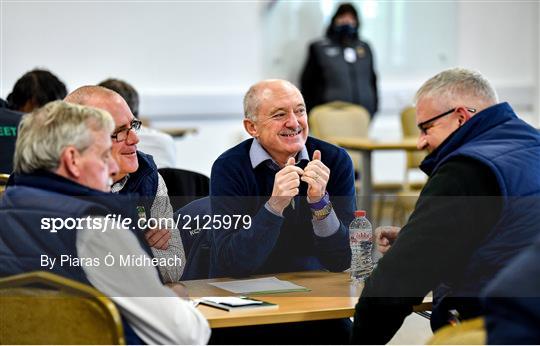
[
  {"xmin": 201, "ymin": 297, "xmax": 262, "ymax": 306},
  {"xmin": 209, "ymin": 276, "xmax": 308, "ymax": 294}
]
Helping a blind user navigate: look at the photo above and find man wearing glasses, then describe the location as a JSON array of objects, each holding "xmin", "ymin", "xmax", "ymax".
[
  {"xmin": 351, "ymin": 68, "xmax": 540, "ymax": 343},
  {"xmin": 65, "ymin": 86, "xmax": 185, "ymax": 284}
]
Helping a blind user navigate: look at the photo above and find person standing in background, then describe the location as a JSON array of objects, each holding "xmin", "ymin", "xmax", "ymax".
[{"xmin": 300, "ymin": 3, "xmax": 378, "ymax": 117}]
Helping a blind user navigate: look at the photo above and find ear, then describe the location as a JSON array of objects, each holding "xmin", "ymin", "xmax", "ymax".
[
  {"xmin": 58, "ymin": 146, "xmax": 81, "ymax": 179},
  {"xmin": 456, "ymin": 107, "xmax": 472, "ymax": 126},
  {"xmin": 243, "ymin": 118, "xmax": 259, "ymax": 138}
]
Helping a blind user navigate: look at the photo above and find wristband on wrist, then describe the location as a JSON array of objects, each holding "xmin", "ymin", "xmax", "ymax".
[
  {"xmin": 308, "ymin": 191, "xmax": 330, "ymax": 210},
  {"xmin": 312, "ymin": 202, "xmax": 333, "ymax": 220}
]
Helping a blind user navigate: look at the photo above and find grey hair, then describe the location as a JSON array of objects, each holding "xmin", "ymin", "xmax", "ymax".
[
  {"xmin": 14, "ymin": 100, "xmax": 115, "ymax": 174},
  {"xmin": 243, "ymin": 79, "xmax": 301, "ymax": 121},
  {"xmin": 415, "ymin": 67, "xmax": 499, "ymax": 108}
]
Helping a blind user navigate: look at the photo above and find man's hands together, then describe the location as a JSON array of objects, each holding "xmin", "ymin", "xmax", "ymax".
[{"xmin": 267, "ymin": 150, "xmax": 330, "ymax": 215}]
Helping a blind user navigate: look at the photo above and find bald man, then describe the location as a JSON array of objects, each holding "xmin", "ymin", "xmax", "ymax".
[
  {"xmin": 209, "ymin": 79, "xmax": 355, "ymax": 277},
  {"xmin": 65, "ymin": 86, "xmax": 185, "ymax": 282}
]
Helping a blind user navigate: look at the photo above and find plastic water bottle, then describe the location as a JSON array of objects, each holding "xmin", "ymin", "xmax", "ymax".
[{"xmin": 349, "ymin": 210, "xmax": 374, "ymax": 282}]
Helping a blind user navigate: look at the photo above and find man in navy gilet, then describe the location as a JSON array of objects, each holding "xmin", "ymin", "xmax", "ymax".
[
  {"xmin": 0, "ymin": 101, "xmax": 210, "ymax": 344},
  {"xmin": 65, "ymin": 86, "xmax": 185, "ymax": 283},
  {"xmin": 351, "ymin": 68, "xmax": 540, "ymax": 343}
]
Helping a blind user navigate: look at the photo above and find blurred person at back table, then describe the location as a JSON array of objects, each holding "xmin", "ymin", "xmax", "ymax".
[
  {"xmin": 7, "ymin": 68, "xmax": 67, "ymax": 113},
  {"xmin": 1, "ymin": 68, "xmax": 67, "ymax": 173},
  {"xmin": 0, "ymin": 99, "xmax": 23, "ymax": 173},
  {"xmin": 300, "ymin": 3, "xmax": 378, "ymax": 117},
  {"xmin": 98, "ymin": 78, "xmax": 177, "ymax": 169}
]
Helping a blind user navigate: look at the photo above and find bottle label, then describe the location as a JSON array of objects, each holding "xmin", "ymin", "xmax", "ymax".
[{"xmin": 350, "ymin": 230, "xmax": 372, "ymax": 242}]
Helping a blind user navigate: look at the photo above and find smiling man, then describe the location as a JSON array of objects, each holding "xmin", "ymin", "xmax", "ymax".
[
  {"xmin": 208, "ymin": 79, "xmax": 356, "ymax": 344},
  {"xmin": 351, "ymin": 68, "xmax": 540, "ymax": 344},
  {"xmin": 65, "ymin": 86, "xmax": 185, "ymax": 283},
  {"xmin": 0, "ymin": 101, "xmax": 210, "ymax": 344},
  {"xmin": 209, "ymin": 79, "xmax": 355, "ymax": 277}
]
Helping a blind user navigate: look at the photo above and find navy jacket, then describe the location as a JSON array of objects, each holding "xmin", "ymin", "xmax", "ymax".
[
  {"xmin": 209, "ymin": 137, "xmax": 355, "ymax": 277},
  {"xmin": 0, "ymin": 171, "xmax": 152, "ymax": 278},
  {"xmin": 482, "ymin": 233, "xmax": 540, "ymax": 344},
  {"xmin": 0, "ymin": 171, "xmax": 148, "ymax": 344},
  {"xmin": 352, "ymin": 102, "xmax": 540, "ymax": 344},
  {"xmin": 421, "ymin": 102, "xmax": 540, "ymax": 301},
  {"xmin": 118, "ymin": 151, "xmax": 159, "ymax": 219}
]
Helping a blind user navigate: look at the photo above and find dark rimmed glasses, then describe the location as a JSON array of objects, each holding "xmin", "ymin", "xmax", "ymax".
[
  {"xmin": 111, "ymin": 119, "xmax": 142, "ymax": 142},
  {"xmin": 417, "ymin": 107, "xmax": 476, "ymax": 134}
]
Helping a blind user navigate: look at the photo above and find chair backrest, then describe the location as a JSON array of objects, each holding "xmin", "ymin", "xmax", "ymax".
[
  {"xmin": 157, "ymin": 168, "xmax": 210, "ymax": 211},
  {"xmin": 427, "ymin": 317, "xmax": 486, "ymax": 345},
  {"xmin": 400, "ymin": 106, "xmax": 427, "ymax": 187},
  {"xmin": 175, "ymin": 197, "xmax": 212, "ymax": 280},
  {"xmin": 309, "ymin": 101, "xmax": 370, "ymax": 170},
  {"xmin": 0, "ymin": 271, "xmax": 124, "ymax": 345},
  {"xmin": 0, "ymin": 173, "xmax": 9, "ymax": 197}
]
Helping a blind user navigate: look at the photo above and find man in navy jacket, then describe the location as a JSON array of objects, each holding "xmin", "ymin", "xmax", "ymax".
[
  {"xmin": 0, "ymin": 101, "xmax": 210, "ymax": 344},
  {"xmin": 210, "ymin": 79, "xmax": 355, "ymax": 278},
  {"xmin": 352, "ymin": 68, "xmax": 540, "ymax": 343},
  {"xmin": 209, "ymin": 79, "xmax": 355, "ymax": 344}
]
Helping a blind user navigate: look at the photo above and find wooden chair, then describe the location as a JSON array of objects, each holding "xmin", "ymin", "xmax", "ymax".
[
  {"xmin": 309, "ymin": 101, "xmax": 370, "ymax": 174},
  {"xmin": 0, "ymin": 173, "xmax": 9, "ymax": 197},
  {"xmin": 309, "ymin": 102, "xmax": 403, "ymax": 221},
  {"xmin": 391, "ymin": 106, "xmax": 427, "ymax": 225},
  {"xmin": 0, "ymin": 271, "xmax": 125, "ymax": 345},
  {"xmin": 427, "ymin": 317, "xmax": 486, "ymax": 344}
]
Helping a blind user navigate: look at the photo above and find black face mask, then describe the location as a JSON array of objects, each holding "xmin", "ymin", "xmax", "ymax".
[{"xmin": 333, "ymin": 24, "xmax": 357, "ymax": 41}]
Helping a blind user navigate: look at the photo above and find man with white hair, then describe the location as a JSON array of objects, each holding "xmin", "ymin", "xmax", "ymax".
[
  {"xmin": 351, "ymin": 68, "xmax": 540, "ymax": 343},
  {"xmin": 0, "ymin": 101, "xmax": 210, "ymax": 344},
  {"xmin": 209, "ymin": 79, "xmax": 356, "ymax": 344}
]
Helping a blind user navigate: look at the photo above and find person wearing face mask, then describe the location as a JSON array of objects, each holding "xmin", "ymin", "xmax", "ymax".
[{"xmin": 300, "ymin": 3, "xmax": 378, "ymax": 117}]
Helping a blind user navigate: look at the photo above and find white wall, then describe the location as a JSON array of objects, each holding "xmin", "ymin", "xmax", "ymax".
[{"xmin": 1, "ymin": 1, "xmax": 538, "ymax": 177}]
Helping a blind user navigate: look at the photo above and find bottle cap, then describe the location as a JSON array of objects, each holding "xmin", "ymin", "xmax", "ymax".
[{"xmin": 354, "ymin": 210, "xmax": 366, "ymax": 217}]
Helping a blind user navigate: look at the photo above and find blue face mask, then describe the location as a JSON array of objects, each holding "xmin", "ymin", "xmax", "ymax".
[{"xmin": 334, "ymin": 24, "xmax": 357, "ymax": 39}]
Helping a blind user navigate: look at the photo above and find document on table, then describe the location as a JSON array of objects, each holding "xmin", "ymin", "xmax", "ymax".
[{"xmin": 209, "ymin": 276, "xmax": 310, "ymax": 295}]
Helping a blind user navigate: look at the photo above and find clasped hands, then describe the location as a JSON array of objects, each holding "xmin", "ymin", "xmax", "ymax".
[{"xmin": 268, "ymin": 150, "xmax": 329, "ymax": 215}]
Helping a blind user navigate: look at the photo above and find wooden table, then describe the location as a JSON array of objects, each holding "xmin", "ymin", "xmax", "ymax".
[
  {"xmin": 182, "ymin": 271, "xmax": 431, "ymax": 328},
  {"xmin": 329, "ymin": 137, "xmax": 423, "ymax": 215}
]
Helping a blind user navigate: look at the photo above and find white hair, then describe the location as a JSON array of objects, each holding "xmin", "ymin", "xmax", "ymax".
[
  {"xmin": 14, "ymin": 100, "xmax": 114, "ymax": 174},
  {"xmin": 415, "ymin": 67, "xmax": 499, "ymax": 108}
]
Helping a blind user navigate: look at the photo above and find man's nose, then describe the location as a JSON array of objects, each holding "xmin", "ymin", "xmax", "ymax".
[
  {"xmin": 126, "ymin": 129, "xmax": 140, "ymax": 145},
  {"xmin": 285, "ymin": 112, "xmax": 300, "ymax": 127},
  {"xmin": 417, "ymin": 133, "xmax": 428, "ymax": 150}
]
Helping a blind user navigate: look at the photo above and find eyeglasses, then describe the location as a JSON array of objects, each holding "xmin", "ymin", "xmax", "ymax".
[
  {"xmin": 111, "ymin": 119, "xmax": 142, "ymax": 142},
  {"xmin": 417, "ymin": 107, "xmax": 476, "ymax": 134}
]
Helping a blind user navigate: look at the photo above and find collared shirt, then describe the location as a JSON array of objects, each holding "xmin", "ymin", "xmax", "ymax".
[
  {"xmin": 249, "ymin": 138, "xmax": 310, "ymax": 170},
  {"xmin": 249, "ymin": 139, "xmax": 339, "ymax": 237},
  {"xmin": 112, "ymin": 173, "xmax": 186, "ymax": 282}
]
